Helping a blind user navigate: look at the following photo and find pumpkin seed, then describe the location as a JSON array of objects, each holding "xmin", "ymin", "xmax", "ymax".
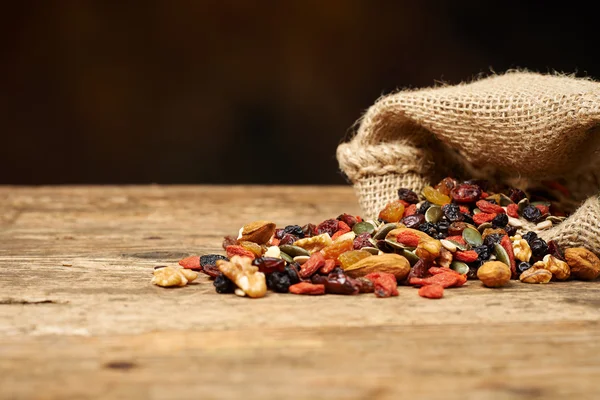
[
  {"xmin": 546, "ymin": 216, "xmax": 565, "ymax": 224},
  {"xmin": 450, "ymin": 261, "xmax": 469, "ymax": 275},
  {"xmin": 494, "ymin": 243, "xmax": 510, "ymax": 266},
  {"xmin": 531, "ymin": 201, "xmax": 551, "ymax": 207},
  {"xmin": 353, "ymin": 221, "xmax": 376, "ymax": 235},
  {"xmin": 536, "ymin": 220, "xmax": 552, "ymax": 230},
  {"xmin": 279, "ymin": 245, "xmax": 309, "ymax": 257},
  {"xmin": 293, "ymin": 255, "xmax": 310, "ymax": 265},
  {"xmin": 472, "ymin": 208, "xmax": 482, "ymax": 215},
  {"xmin": 518, "ymin": 198, "xmax": 529, "ymax": 213},
  {"xmin": 373, "ymin": 223, "xmax": 398, "ymax": 240},
  {"xmin": 448, "ymin": 240, "xmax": 468, "ymax": 251},
  {"xmin": 462, "ymin": 227, "xmax": 483, "ymax": 247},
  {"xmin": 499, "ymin": 193, "xmax": 513, "ymax": 206},
  {"xmin": 425, "ymin": 206, "xmax": 442, "ymax": 223},
  {"xmin": 280, "ymin": 252, "xmax": 294, "ymax": 263},
  {"xmin": 477, "ymin": 222, "xmax": 493, "ymax": 233},
  {"xmin": 400, "ymin": 249, "xmax": 420, "ymax": 266},
  {"xmin": 507, "ymin": 216, "xmax": 523, "ymax": 227},
  {"xmin": 362, "ymin": 246, "xmax": 380, "ymax": 255},
  {"xmin": 440, "ymin": 239, "xmax": 457, "ymax": 252}
]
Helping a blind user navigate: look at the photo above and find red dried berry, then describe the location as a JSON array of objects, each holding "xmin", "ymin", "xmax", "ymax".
[
  {"xmin": 428, "ymin": 267, "xmax": 467, "ymax": 286},
  {"xmin": 319, "ymin": 259, "xmax": 336, "ymax": 274},
  {"xmin": 337, "ymin": 213, "xmax": 358, "ymax": 228},
  {"xmin": 480, "ymin": 192, "xmax": 489, "ymax": 199},
  {"xmin": 459, "ymin": 205, "xmax": 471, "ymax": 215},
  {"xmin": 299, "ymin": 252, "xmax": 326, "ymax": 278},
  {"xmin": 252, "ymin": 257, "xmax": 286, "ymax": 273},
  {"xmin": 454, "ymin": 250, "xmax": 479, "ymax": 263},
  {"xmin": 451, "ymin": 184, "xmax": 482, "ymax": 203},
  {"xmin": 331, "ymin": 221, "xmax": 351, "ymax": 240},
  {"xmin": 395, "ymin": 231, "xmax": 420, "ymax": 248},
  {"xmin": 179, "ymin": 256, "xmax": 201, "ymax": 270},
  {"xmin": 507, "ymin": 204, "xmax": 519, "ymax": 218},
  {"xmin": 353, "ymin": 233, "xmax": 373, "ymax": 250},
  {"xmin": 364, "ymin": 272, "xmax": 398, "ymax": 298},
  {"xmin": 446, "ymin": 235, "xmax": 467, "ymax": 245},
  {"xmin": 410, "ymin": 273, "xmax": 458, "ymax": 288},
  {"xmin": 418, "ymin": 284, "xmax": 444, "ymax": 299},
  {"xmin": 500, "ymin": 234, "xmax": 517, "ymax": 278},
  {"xmin": 222, "ymin": 236, "xmax": 238, "ymax": 250},
  {"xmin": 473, "ymin": 212, "xmax": 497, "ymax": 225},
  {"xmin": 535, "ymin": 204, "xmax": 550, "ymax": 216},
  {"xmin": 289, "ymin": 282, "xmax": 326, "ymax": 295},
  {"xmin": 279, "ymin": 233, "xmax": 299, "ymax": 246},
  {"xmin": 476, "ymin": 200, "xmax": 505, "ymax": 214},
  {"xmin": 317, "ymin": 219, "xmax": 339, "ymax": 236},
  {"xmin": 225, "ymin": 245, "xmax": 255, "ymax": 260},
  {"xmin": 403, "ymin": 203, "xmax": 417, "ymax": 217}
]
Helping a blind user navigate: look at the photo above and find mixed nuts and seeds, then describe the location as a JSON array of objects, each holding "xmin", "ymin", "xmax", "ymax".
[{"xmin": 152, "ymin": 177, "xmax": 600, "ymax": 299}]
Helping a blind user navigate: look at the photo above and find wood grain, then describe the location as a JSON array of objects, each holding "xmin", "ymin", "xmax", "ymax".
[{"xmin": 1, "ymin": 186, "xmax": 599, "ymax": 400}]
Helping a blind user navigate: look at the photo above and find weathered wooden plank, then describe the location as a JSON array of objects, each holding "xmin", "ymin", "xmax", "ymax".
[{"xmin": 0, "ymin": 186, "xmax": 599, "ymax": 399}]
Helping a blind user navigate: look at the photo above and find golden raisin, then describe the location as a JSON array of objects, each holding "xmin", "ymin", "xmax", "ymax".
[
  {"xmin": 239, "ymin": 241, "xmax": 264, "ymax": 257},
  {"xmin": 378, "ymin": 201, "xmax": 405, "ymax": 223},
  {"xmin": 422, "ymin": 186, "xmax": 451, "ymax": 206},
  {"xmin": 338, "ymin": 250, "xmax": 373, "ymax": 269},
  {"xmin": 321, "ymin": 239, "xmax": 354, "ymax": 261}
]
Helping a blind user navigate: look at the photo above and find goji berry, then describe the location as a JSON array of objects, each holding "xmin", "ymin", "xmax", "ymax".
[
  {"xmin": 364, "ymin": 272, "xmax": 399, "ymax": 298},
  {"xmin": 476, "ymin": 200, "xmax": 505, "ymax": 214},
  {"xmin": 355, "ymin": 216, "xmax": 362, "ymax": 223},
  {"xmin": 459, "ymin": 205, "xmax": 471, "ymax": 215},
  {"xmin": 289, "ymin": 282, "xmax": 325, "ymax": 295},
  {"xmin": 506, "ymin": 204, "xmax": 519, "ymax": 218},
  {"xmin": 418, "ymin": 284, "xmax": 444, "ymax": 299},
  {"xmin": 319, "ymin": 259, "xmax": 336, "ymax": 274},
  {"xmin": 535, "ymin": 204, "xmax": 550, "ymax": 216},
  {"xmin": 299, "ymin": 252, "xmax": 326, "ymax": 278},
  {"xmin": 395, "ymin": 231, "xmax": 420, "ymax": 248},
  {"xmin": 225, "ymin": 245, "xmax": 255, "ymax": 260},
  {"xmin": 446, "ymin": 235, "xmax": 467, "ymax": 245},
  {"xmin": 500, "ymin": 234, "xmax": 517, "ymax": 277},
  {"xmin": 429, "ymin": 267, "xmax": 467, "ymax": 287},
  {"xmin": 410, "ymin": 273, "xmax": 458, "ymax": 288},
  {"xmin": 454, "ymin": 250, "xmax": 479, "ymax": 263},
  {"xmin": 403, "ymin": 203, "xmax": 417, "ymax": 217},
  {"xmin": 473, "ymin": 212, "xmax": 497, "ymax": 225},
  {"xmin": 179, "ymin": 256, "xmax": 200, "ymax": 270},
  {"xmin": 331, "ymin": 221, "xmax": 351, "ymax": 240},
  {"xmin": 481, "ymin": 192, "xmax": 489, "ymax": 199}
]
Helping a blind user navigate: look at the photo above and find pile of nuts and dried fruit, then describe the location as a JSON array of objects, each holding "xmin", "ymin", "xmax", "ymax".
[{"xmin": 152, "ymin": 177, "xmax": 600, "ymax": 299}]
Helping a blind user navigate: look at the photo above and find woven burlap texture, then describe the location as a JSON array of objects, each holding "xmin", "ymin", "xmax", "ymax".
[{"xmin": 337, "ymin": 71, "xmax": 600, "ymax": 254}]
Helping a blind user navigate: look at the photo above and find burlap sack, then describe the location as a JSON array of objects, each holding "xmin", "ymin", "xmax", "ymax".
[{"xmin": 337, "ymin": 71, "xmax": 600, "ymax": 254}]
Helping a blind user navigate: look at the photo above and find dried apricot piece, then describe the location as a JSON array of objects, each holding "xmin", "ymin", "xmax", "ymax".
[
  {"xmin": 338, "ymin": 250, "xmax": 372, "ymax": 269},
  {"xmin": 378, "ymin": 201, "xmax": 405, "ymax": 223},
  {"xmin": 422, "ymin": 186, "xmax": 451, "ymax": 206},
  {"xmin": 418, "ymin": 284, "xmax": 444, "ymax": 299}
]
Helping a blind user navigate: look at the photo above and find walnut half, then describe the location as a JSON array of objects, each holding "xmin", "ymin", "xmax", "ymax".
[
  {"xmin": 217, "ymin": 255, "xmax": 267, "ymax": 298},
  {"xmin": 564, "ymin": 248, "xmax": 600, "ymax": 281}
]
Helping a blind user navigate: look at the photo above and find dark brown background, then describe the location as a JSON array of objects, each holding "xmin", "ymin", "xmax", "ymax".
[{"xmin": 1, "ymin": 1, "xmax": 598, "ymax": 184}]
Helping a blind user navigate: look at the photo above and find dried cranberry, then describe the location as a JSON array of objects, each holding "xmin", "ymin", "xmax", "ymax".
[
  {"xmin": 316, "ymin": 219, "xmax": 339, "ymax": 236},
  {"xmin": 302, "ymin": 223, "xmax": 317, "ymax": 238},
  {"xmin": 283, "ymin": 225, "xmax": 305, "ymax": 238},
  {"xmin": 337, "ymin": 213, "xmax": 358, "ymax": 228},
  {"xmin": 442, "ymin": 203, "xmax": 463, "ymax": 222},
  {"xmin": 274, "ymin": 229, "xmax": 285, "ymax": 239},
  {"xmin": 279, "ymin": 233, "xmax": 299, "ymax": 245},
  {"xmin": 401, "ymin": 214, "xmax": 425, "ymax": 229},
  {"xmin": 353, "ymin": 233, "xmax": 373, "ymax": 250},
  {"xmin": 252, "ymin": 257, "xmax": 286, "ymax": 273},
  {"xmin": 508, "ymin": 188, "xmax": 527, "ymax": 203},
  {"xmin": 397, "ymin": 188, "xmax": 420, "ymax": 204},
  {"xmin": 547, "ymin": 240, "xmax": 565, "ymax": 261},
  {"xmin": 451, "ymin": 184, "xmax": 482, "ymax": 203}
]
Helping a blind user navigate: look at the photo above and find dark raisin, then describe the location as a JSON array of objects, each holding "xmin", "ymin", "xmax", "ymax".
[
  {"xmin": 417, "ymin": 201, "xmax": 433, "ymax": 215},
  {"xmin": 397, "ymin": 188, "xmax": 420, "ymax": 204},
  {"xmin": 337, "ymin": 213, "xmax": 358, "ymax": 228},
  {"xmin": 522, "ymin": 231, "xmax": 538, "ymax": 244},
  {"xmin": 448, "ymin": 222, "xmax": 468, "ymax": 236},
  {"xmin": 283, "ymin": 225, "xmax": 304, "ymax": 238},
  {"xmin": 483, "ymin": 233, "xmax": 503, "ymax": 252},
  {"xmin": 279, "ymin": 233, "xmax": 299, "ymax": 246},
  {"xmin": 442, "ymin": 203, "xmax": 463, "ymax": 222},
  {"xmin": 302, "ymin": 223, "xmax": 317, "ymax": 238},
  {"xmin": 317, "ymin": 219, "xmax": 339, "ymax": 236},
  {"xmin": 508, "ymin": 188, "xmax": 527, "ymax": 203},
  {"xmin": 492, "ymin": 213, "xmax": 508, "ymax": 228},
  {"xmin": 222, "ymin": 236, "xmax": 238, "ymax": 250},
  {"xmin": 376, "ymin": 239, "xmax": 393, "ymax": 252},
  {"xmin": 252, "ymin": 257, "xmax": 286, "ymax": 273},
  {"xmin": 461, "ymin": 213, "xmax": 475, "ymax": 225},
  {"xmin": 530, "ymin": 238, "xmax": 549, "ymax": 258},
  {"xmin": 200, "ymin": 254, "xmax": 229, "ymax": 268},
  {"xmin": 274, "ymin": 228, "xmax": 285, "ymax": 239},
  {"xmin": 311, "ymin": 271, "xmax": 360, "ymax": 295},
  {"xmin": 504, "ymin": 225, "xmax": 517, "ymax": 237},
  {"xmin": 267, "ymin": 272, "xmax": 291, "ymax": 293},
  {"xmin": 417, "ymin": 222, "xmax": 438, "ymax": 237},
  {"xmin": 464, "ymin": 179, "xmax": 489, "ymax": 191},
  {"xmin": 353, "ymin": 233, "xmax": 373, "ymax": 250},
  {"xmin": 407, "ymin": 259, "xmax": 431, "ymax": 279},
  {"xmin": 522, "ymin": 205, "xmax": 542, "ymax": 222},
  {"xmin": 213, "ymin": 274, "xmax": 235, "ymax": 294},
  {"xmin": 285, "ymin": 264, "xmax": 301, "ymax": 284},
  {"xmin": 451, "ymin": 184, "xmax": 482, "ymax": 203},
  {"xmin": 547, "ymin": 240, "xmax": 565, "ymax": 261},
  {"xmin": 466, "ymin": 266, "xmax": 479, "ymax": 280},
  {"xmin": 474, "ymin": 245, "xmax": 491, "ymax": 261},
  {"xmin": 516, "ymin": 261, "xmax": 532, "ymax": 275},
  {"xmin": 436, "ymin": 220, "xmax": 450, "ymax": 234},
  {"xmin": 202, "ymin": 264, "xmax": 221, "ymax": 278},
  {"xmin": 401, "ymin": 214, "xmax": 425, "ymax": 229}
]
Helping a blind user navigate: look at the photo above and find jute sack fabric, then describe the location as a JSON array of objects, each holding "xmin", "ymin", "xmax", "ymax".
[{"xmin": 337, "ymin": 72, "xmax": 600, "ymax": 254}]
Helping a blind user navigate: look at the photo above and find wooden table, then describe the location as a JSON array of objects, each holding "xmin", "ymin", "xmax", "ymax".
[{"xmin": 1, "ymin": 186, "xmax": 599, "ymax": 400}]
